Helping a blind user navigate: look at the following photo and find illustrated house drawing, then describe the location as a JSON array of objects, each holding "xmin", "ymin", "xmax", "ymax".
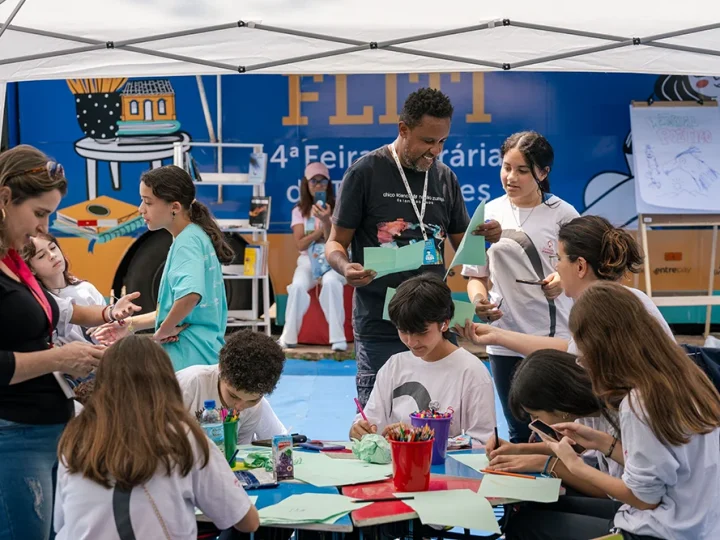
[{"xmin": 121, "ymin": 79, "xmax": 176, "ymax": 122}]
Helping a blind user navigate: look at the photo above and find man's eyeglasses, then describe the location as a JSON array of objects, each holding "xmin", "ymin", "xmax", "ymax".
[
  {"xmin": 309, "ymin": 178, "xmax": 329, "ymax": 186},
  {"xmin": 7, "ymin": 161, "xmax": 65, "ymax": 182}
]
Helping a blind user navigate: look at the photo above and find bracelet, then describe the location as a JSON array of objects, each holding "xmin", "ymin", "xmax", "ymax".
[
  {"xmin": 101, "ymin": 305, "xmax": 111, "ymax": 324},
  {"xmin": 541, "ymin": 456, "xmax": 553, "ymax": 476},
  {"xmin": 605, "ymin": 437, "xmax": 618, "ymax": 458},
  {"xmin": 108, "ymin": 305, "xmax": 117, "ymax": 322},
  {"xmin": 548, "ymin": 457, "xmax": 560, "ymax": 478}
]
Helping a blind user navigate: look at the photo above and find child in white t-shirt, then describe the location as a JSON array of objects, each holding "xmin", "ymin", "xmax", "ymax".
[
  {"xmin": 177, "ymin": 329, "xmax": 287, "ymax": 444},
  {"xmin": 24, "ymin": 232, "xmax": 107, "ymax": 345},
  {"xmin": 350, "ymin": 273, "xmax": 495, "ymax": 444},
  {"xmin": 55, "ymin": 335, "xmax": 259, "ymax": 540}
]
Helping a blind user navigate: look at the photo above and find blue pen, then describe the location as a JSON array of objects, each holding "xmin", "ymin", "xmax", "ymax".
[{"xmin": 228, "ymin": 448, "xmax": 239, "ymax": 466}]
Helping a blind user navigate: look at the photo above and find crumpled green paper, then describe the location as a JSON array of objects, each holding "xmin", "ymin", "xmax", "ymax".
[
  {"xmin": 352, "ymin": 434, "xmax": 392, "ymax": 464},
  {"xmin": 243, "ymin": 451, "xmax": 274, "ymax": 471}
]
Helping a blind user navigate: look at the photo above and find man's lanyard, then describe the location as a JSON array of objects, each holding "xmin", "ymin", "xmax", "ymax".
[{"xmin": 389, "ymin": 143, "xmax": 429, "ymax": 241}]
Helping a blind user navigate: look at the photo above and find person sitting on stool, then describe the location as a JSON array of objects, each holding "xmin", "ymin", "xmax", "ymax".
[{"xmin": 278, "ymin": 162, "xmax": 347, "ymax": 352}]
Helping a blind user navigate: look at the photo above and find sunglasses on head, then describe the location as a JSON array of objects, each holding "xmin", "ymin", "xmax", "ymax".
[
  {"xmin": 309, "ymin": 178, "xmax": 329, "ymax": 186},
  {"xmin": 7, "ymin": 161, "xmax": 65, "ymax": 182}
]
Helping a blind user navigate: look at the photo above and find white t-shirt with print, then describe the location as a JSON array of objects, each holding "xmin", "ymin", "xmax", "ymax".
[
  {"xmin": 566, "ymin": 286, "xmax": 675, "ymax": 355},
  {"xmin": 356, "ymin": 347, "xmax": 496, "ymax": 444},
  {"xmin": 54, "ymin": 433, "xmax": 253, "ymax": 540},
  {"xmin": 176, "ymin": 364, "xmax": 287, "ymax": 445},
  {"xmin": 462, "ymin": 195, "xmax": 579, "ymax": 357}
]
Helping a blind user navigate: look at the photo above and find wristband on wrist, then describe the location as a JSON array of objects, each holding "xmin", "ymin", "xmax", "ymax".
[{"xmin": 605, "ymin": 436, "xmax": 618, "ymax": 458}]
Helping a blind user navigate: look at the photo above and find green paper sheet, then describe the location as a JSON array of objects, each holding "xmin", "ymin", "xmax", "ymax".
[
  {"xmin": 364, "ymin": 241, "xmax": 425, "ymax": 279},
  {"xmin": 258, "ymin": 494, "xmax": 370, "ymax": 526},
  {"xmin": 395, "ymin": 489, "xmax": 500, "ymax": 534},
  {"xmin": 445, "ymin": 201, "xmax": 486, "ymax": 278},
  {"xmin": 294, "ymin": 451, "xmax": 392, "ymax": 487},
  {"xmin": 449, "ymin": 453, "xmax": 490, "ymax": 472},
  {"xmin": 383, "ymin": 288, "xmax": 476, "ymax": 327},
  {"xmin": 478, "ymin": 473, "xmax": 561, "ymax": 503}
]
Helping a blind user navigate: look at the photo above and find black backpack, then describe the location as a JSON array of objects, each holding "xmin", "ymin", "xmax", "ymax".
[{"xmin": 681, "ymin": 344, "xmax": 720, "ymax": 392}]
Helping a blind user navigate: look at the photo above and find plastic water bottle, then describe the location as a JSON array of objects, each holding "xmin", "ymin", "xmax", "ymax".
[{"xmin": 200, "ymin": 399, "xmax": 224, "ymax": 452}]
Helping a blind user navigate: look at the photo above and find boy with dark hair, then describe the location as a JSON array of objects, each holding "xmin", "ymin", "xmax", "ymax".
[
  {"xmin": 326, "ymin": 87, "xmax": 501, "ymax": 406},
  {"xmin": 349, "ymin": 273, "xmax": 495, "ymax": 443},
  {"xmin": 177, "ymin": 329, "xmax": 287, "ymax": 444}
]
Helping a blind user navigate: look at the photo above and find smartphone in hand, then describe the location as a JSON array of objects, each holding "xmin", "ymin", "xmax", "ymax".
[{"xmin": 529, "ymin": 419, "xmax": 586, "ymax": 454}]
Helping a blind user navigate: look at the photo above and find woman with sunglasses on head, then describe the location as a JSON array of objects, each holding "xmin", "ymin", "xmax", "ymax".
[
  {"xmin": 0, "ymin": 145, "xmax": 141, "ymax": 539},
  {"xmin": 458, "ymin": 215, "xmax": 675, "ymax": 356},
  {"xmin": 461, "ymin": 131, "xmax": 579, "ymax": 444},
  {"xmin": 278, "ymin": 162, "xmax": 348, "ymax": 351}
]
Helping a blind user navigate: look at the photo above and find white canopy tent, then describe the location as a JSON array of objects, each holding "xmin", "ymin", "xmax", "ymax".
[{"xmin": 0, "ymin": 0, "xmax": 718, "ymax": 81}]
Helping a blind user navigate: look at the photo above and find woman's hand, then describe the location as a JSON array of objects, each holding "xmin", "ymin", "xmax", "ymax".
[
  {"xmin": 488, "ymin": 454, "xmax": 547, "ymax": 473},
  {"xmin": 471, "ymin": 219, "xmax": 502, "ymax": 243},
  {"xmin": 153, "ymin": 323, "xmax": 190, "ymax": 344},
  {"xmin": 311, "ymin": 203, "xmax": 332, "ymax": 225},
  {"xmin": 538, "ymin": 433, "xmax": 583, "ymax": 474},
  {"xmin": 54, "ymin": 341, "xmax": 105, "ymax": 378},
  {"xmin": 88, "ymin": 321, "xmax": 129, "ymax": 346},
  {"xmin": 110, "ymin": 292, "xmax": 142, "ymax": 321},
  {"xmin": 541, "ymin": 272, "xmax": 563, "ymax": 300},
  {"xmin": 552, "ymin": 422, "xmax": 614, "ymax": 453},
  {"xmin": 485, "ymin": 433, "xmax": 518, "ymax": 458},
  {"xmin": 454, "ymin": 320, "xmax": 500, "ymax": 347}
]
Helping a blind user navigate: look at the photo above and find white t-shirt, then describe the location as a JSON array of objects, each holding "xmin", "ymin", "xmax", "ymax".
[
  {"xmin": 176, "ymin": 364, "xmax": 287, "ymax": 444},
  {"xmin": 51, "ymin": 281, "xmax": 106, "ymax": 345},
  {"xmin": 576, "ymin": 414, "xmax": 623, "ymax": 480},
  {"xmin": 356, "ymin": 347, "xmax": 496, "ymax": 444},
  {"xmin": 613, "ymin": 391, "xmax": 720, "ymax": 539},
  {"xmin": 566, "ymin": 287, "xmax": 675, "ymax": 355},
  {"xmin": 462, "ymin": 195, "xmax": 579, "ymax": 357},
  {"xmin": 54, "ymin": 432, "xmax": 253, "ymax": 539},
  {"xmin": 291, "ymin": 206, "xmax": 322, "ymax": 256}
]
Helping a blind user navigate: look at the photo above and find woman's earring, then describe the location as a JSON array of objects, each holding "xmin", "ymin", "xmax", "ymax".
[{"xmin": 172, "ymin": 211, "xmax": 176, "ymax": 219}]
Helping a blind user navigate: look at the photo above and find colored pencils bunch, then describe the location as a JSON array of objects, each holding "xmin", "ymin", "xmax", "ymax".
[
  {"xmin": 385, "ymin": 424, "xmax": 434, "ymax": 442},
  {"xmin": 66, "ymin": 78, "xmax": 128, "ymax": 94},
  {"xmin": 222, "ymin": 408, "xmax": 240, "ymax": 423}
]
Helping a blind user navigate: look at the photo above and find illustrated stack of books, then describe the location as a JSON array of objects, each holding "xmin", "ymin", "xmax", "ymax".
[{"xmin": 52, "ymin": 196, "xmax": 145, "ymax": 244}]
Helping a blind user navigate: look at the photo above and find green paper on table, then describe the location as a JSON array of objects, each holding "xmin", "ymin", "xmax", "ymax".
[
  {"xmin": 364, "ymin": 241, "xmax": 425, "ymax": 279},
  {"xmin": 196, "ymin": 496, "xmax": 257, "ymax": 516},
  {"xmin": 444, "ymin": 201, "xmax": 486, "ymax": 278},
  {"xmin": 383, "ymin": 288, "xmax": 476, "ymax": 327},
  {"xmin": 478, "ymin": 473, "xmax": 561, "ymax": 503},
  {"xmin": 449, "ymin": 453, "xmax": 490, "ymax": 472},
  {"xmin": 394, "ymin": 489, "xmax": 500, "ymax": 534},
  {"xmin": 259, "ymin": 494, "xmax": 370, "ymax": 526},
  {"xmin": 294, "ymin": 451, "xmax": 392, "ymax": 487}
]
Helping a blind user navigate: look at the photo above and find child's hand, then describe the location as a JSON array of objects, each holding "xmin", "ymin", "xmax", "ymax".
[
  {"xmin": 350, "ymin": 420, "xmax": 377, "ymax": 440},
  {"xmin": 488, "ymin": 454, "xmax": 546, "ymax": 473},
  {"xmin": 486, "ymin": 433, "xmax": 516, "ymax": 458},
  {"xmin": 88, "ymin": 321, "xmax": 128, "ymax": 346}
]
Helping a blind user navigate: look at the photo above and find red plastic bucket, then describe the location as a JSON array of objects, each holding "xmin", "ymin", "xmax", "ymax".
[{"xmin": 390, "ymin": 439, "xmax": 433, "ymax": 492}]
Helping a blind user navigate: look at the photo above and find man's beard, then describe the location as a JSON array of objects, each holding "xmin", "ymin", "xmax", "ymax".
[{"xmin": 402, "ymin": 146, "xmax": 434, "ymax": 172}]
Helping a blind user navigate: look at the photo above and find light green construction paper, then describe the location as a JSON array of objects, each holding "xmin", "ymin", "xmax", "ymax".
[
  {"xmin": 294, "ymin": 451, "xmax": 392, "ymax": 487},
  {"xmin": 449, "ymin": 453, "xmax": 490, "ymax": 472},
  {"xmin": 364, "ymin": 241, "xmax": 425, "ymax": 279},
  {"xmin": 258, "ymin": 494, "xmax": 370, "ymax": 525},
  {"xmin": 395, "ymin": 489, "xmax": 500, "ymax": 534},
  {"xmin": 445, "ymin": 201, "xmax": 486, "ymax": 278},
  {"xmin": 250, "ymin": 496, "xmax": 258, "ymax": 506},
  {"xmin": 478, "ymin": 473, "xmax": 561, "ymax": 503},
  {"xmin": 449, "ymin": 299, "xmax": 476, "ymax": 327},
  {"xmin": 382, "ymin": 287, "xmax": 396, "ymax": 321}
]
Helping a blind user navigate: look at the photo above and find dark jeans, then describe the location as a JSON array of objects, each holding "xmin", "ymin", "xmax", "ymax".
[
  {"xmin": 504, "ymin": 497, "xmax": 663, "ymax": 540},
  {"xmin": 488, "ymin": 354, "xmax": 532, "ymax": 443},
  {"xmin": 354, "ymin": 337, "xmax": 409, "ymax": 408}
]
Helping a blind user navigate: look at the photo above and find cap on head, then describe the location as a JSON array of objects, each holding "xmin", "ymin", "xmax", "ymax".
[{"xmin": 304, "ymin": 162, "xmax": 330, "ymax": 180}]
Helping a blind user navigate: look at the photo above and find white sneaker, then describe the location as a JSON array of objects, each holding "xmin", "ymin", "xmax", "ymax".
[
  {"xmin": 277, "ymin": 339, "xmax": 296, "ymax": 349},
  {"xmin": 331, "ymin": 340, "xmax": 348, "ymax": 352}
]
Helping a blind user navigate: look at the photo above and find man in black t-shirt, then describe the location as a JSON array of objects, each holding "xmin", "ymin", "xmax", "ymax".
[{"xmin": 326, "ymin": 88, "xmax": 501, "ymax": 406}]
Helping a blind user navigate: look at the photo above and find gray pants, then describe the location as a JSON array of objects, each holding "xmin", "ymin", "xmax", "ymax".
[{"xmin": 354, "ymin": 337, "xmax": 408, "ymax": 407}]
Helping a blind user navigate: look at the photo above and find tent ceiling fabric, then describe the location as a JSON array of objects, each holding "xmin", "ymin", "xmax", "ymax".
[{"xmin": 0, "ymin": 0, "xmax": 719, "ymax": 81}]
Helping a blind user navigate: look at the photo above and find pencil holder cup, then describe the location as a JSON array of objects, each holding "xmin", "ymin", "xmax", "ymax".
[
  {"xmin": 223, "ymin": 420, "xmax": 238, "ymax": 467},
  {"xmin": 410, "ymin": 414, "xmax": 452, "ymax": 465},
  {"xmin": 390, "ymin": 439, "xmax": 433, "ymax": 492}
]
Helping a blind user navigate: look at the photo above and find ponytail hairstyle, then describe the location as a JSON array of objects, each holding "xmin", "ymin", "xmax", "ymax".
[
  {"xmin": 500, "ymin": 131, "xmax": 555, "ymax": 205},
  {"xmin": 140, "ymin": 165, "xmax": 234, "ymax": 264},
  {"xmin": 558, "ymin": 215, "xmax": 643, "ymax": 281}
]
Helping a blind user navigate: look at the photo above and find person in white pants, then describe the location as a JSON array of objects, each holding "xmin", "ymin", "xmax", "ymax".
[{"xmin": 279, "ymin": 162, "xmax": 348, "ymax": 351}]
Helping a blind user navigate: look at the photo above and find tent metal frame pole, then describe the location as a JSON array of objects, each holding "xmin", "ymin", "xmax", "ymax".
[
  {"xmin": 0, "ymin": 17, "xmax": 717, "ymax": 75},
  {"xmin": 0, "ymin": 0, "xmax": 25, "ymax": 42}
]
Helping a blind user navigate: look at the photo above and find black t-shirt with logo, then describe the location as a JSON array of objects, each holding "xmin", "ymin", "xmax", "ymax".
[{"xmin": 333, "ymin": 145, "xmax": 470, "ymax": 340}]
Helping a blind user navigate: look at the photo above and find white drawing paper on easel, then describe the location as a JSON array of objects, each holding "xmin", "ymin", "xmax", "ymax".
[{"xmin": 630, "ymin": 104, "xmax": 720, "ymax": 213}]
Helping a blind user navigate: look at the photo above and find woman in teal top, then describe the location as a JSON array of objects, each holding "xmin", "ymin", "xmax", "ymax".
[{"xmin": 92, "ymin": 165, "xmax": 234, "ymax": 370}]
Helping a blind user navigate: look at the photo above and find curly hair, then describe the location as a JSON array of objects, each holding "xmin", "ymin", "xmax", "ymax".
[
  {"xmin": 399, "ymin": 88, "xmax": 454, "ymax": 129},
  {"xmin": 219, "ymin": 330, "xmax": 285, "ymax": 395}
]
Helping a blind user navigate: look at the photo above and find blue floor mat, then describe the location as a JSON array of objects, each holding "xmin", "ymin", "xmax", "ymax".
[{"xmin": 266, "ymin": 359, "xmax": 510, "ymax": 442}]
